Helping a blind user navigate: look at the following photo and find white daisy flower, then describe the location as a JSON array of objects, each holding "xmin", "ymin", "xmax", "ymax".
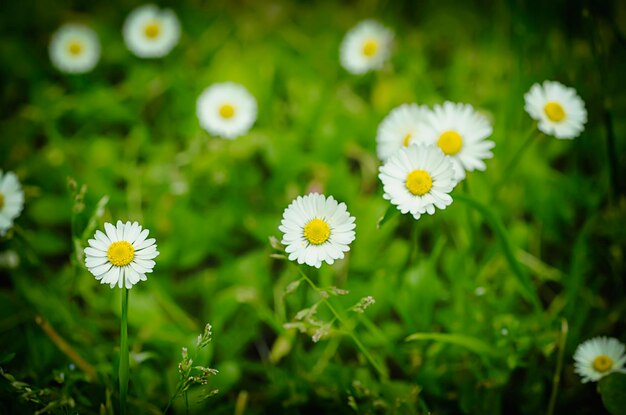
[
  {"xmin": 279, "ymin": 193, "xmax": 356, "ymax": 269},
  {"xmin": 379, "ymin": 144, "xmax": 456, "ymax": 220},
  {"xmin": 49, "ymin": 23, "xmax": 100, "ymax": 74},
  {"xmin": 376, "ymin": 103, "xmax": 431, "ymax": 162},
  {"xmin": 340, "ymin": 20, "xmax": 393, "ymax": 75},
  {"xmin": 196, "ymin": 82, "xmax": 258, "ymax": 139},
  {"xmin": 84, "ymin": 221, "xmax": 159, "ymax": 289},
  {"xmin": 0, "ymin": 170, "xmax": 25, "ymax": 236},
  {"xmin": 421, "ymin": 101, "xmax": 494, "ymax": 181},
  {"xmin": 524, "ymin": 80, "xmax": 587, "ymax": 139},
  {"xmin": 123, "ymin": 4, "xmax": 180, "ymax": 58},
  {"xmin": 574, "ymin": 336, "xmax": 626, "ymax": 383}
]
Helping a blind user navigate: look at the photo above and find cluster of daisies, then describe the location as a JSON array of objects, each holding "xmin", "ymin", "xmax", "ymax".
[
  {"xmin": 50, "ymin": 4, "xmax": 258, "ymax": 140},
  {"xmin": 377, "ymin": 101, "xmax": 493, "ymax": 220},
  {"xmin": 277, "ymin": 82, "xmax": 587, "ymax": 268},
  {"xmin": 2, "ymin": 12, "xmax": 618, "ymax": 387},
  {"xmin": 50, "ymin": 4, "xmax": 180, "ymax": 73},
  {"xmin": 281, "ymin": 23, "xmax": 588, "ymax": 269}
]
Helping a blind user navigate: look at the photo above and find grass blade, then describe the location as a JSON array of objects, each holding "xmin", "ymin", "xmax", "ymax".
[{"xmin": 405, "ymin": 332, "xmax": 501, "ymax": 357}]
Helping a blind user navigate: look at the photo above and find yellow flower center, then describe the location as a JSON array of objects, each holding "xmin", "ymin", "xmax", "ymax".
[
  {"xmin": 107, "ymin": 241, "xmax": 135, "ymax": 267},
  {"xmin": 303, "ymin": 218, "xmax": 331, "ymax": 245},
  {"xmin": 67, "ymin": 40, "xmax": 83, "ymax": 56},
  {"xmin": 593, "ymin": 355, "xmax": 614, "ymax": 373},
  {"xmin": 437, "ymin": 130, "xmax": 463, "ymax": 155},
  {"xmin": 406, "ymin": 169, "xmax": 433, "ymax": 196},
  {"xmin": 219, "ymin": 104, "xmax": 236, "ymax": 119},
  {"xmin": 402, "ymin": 133, "xmax": 412, "ymax": 147},
  {"xmin": 0, "ymin": 192, "xmax": 4, "ymax": 210},
  {"xmin": 544, "ymin": 101, "xmax": 566, "ymax": 122},
  {"xmin": 362, "ymin": 39, "xmax": 378, "ymax": 57},
  {"xmin": 144, "ymin": 21, "xmax": 161, "ymax": 39}
]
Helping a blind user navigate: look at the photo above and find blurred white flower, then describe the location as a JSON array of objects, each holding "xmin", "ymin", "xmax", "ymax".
[
  {"xmin": 196, "ymin": 82, "xmax": 257, "ymax": 139},
  {"xmin": 524, "ymin": 81, "xmax": 587, "ymax": 139},
  {"xmin": 574, "ymin": 336, "xmax": 626, "ymax": 383},
  {"xmin": 279, "ymin": 193, "xmax": 356, "ymax": 268},
  {"xmin": 376, "ymin": 103, "xmax": 431, "ymax": 162},
  {"xmin": 421, "ymin": 102, "xmax": 494, "ymax": 181},
  {"xmin": 49, "ymin": 23, "xmax": 100, "ymax": 74},
  {"xmin": 85, "ymin": 221, "xmax": 159, "ymax": 289},
  {"xmin": 0, "ymin": 170, "xmax": 24, "ymax": 236},
  {"xmin": 0, "ymin": 250, "xmax": 19, "ymax": 268},
  {"xmin": 340, "ymin": 20, "xmax": 393, "ymax": 75},
  {"xmin": 379, "ymin": 144, "xmax": 456, "ymax": 220},
  {"xmin": 123, "ymin": 4, "xmax": 180, "ymax": 58}
]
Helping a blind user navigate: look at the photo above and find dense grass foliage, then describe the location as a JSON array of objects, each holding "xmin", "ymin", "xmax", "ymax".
[{"xmin": 1, "ymin": 0, "xmax": 625, "ymax": 413}]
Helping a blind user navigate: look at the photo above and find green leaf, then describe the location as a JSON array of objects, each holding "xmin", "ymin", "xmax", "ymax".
[
  {"xmin": 405, "ymin": 332, "xmax": 501, "ymax": 358},
  {"xmin": 0, "ymin": 352, "xmax": 16, "ymax": 365},
  {"xmin": 454, "ymin": 193, "xmax": 542, "ymax": 311},
  {"xmin": 377, "ymin": 204, "xmax": 400, "ymax": 229},
  {"xmin": 598, "ymin": 373, "xmax": 626, "ymax": 415}
]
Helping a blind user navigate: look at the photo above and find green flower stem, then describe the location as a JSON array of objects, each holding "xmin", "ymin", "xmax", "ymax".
[
  {"xmin": 409, "ymin": 215, "xmax": 420, "ymax": 265},
  {"xmin": 491, "ymin": 123, "xmax": 540, "ymax": 200},
  {"xmin": 163, "ymin": 383, "xmax": 184, "ymax": 414},
  {"xmin": 297, "ymin": 268, "xmax": 388, "ymax": 380},
  {"xmin": 547, "ymin": 318, "xmax": 568, "ymax": 415},
  {"xmin": 462, "ymin": 179, "xmax": 477, "ymax": 249},
  {"xmin": 119, "ymin": 288, "xmax": 129, "ymax": 415}
]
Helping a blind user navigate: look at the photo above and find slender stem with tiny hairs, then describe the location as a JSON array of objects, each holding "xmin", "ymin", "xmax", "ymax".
[
  {"xmin": 119, "ymin": 288, "xmax": 129, "ymax": 415},
  {"xmin": 492, "ymin": 123, "xmax": 540, "ymax": 200},
  {"xmin": 547, "ymin": 318, "xmax": 568, "ymax": 415},
  {"xmin": 297, "ymin": 268, "xmax": 388, "ymax": 380}
]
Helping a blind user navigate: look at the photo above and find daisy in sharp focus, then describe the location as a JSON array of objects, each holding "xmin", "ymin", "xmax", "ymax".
[
  {"xmin": 340, "ymin": 20, "xmax": 393, "ymax": 75},
  {"xmin": 379, "ymin": 144, "xmax": 456, "ymax": 220},
  {"xmin": 376, "ymin": 103, "xmax": 431, "ymax": 162},
  {"xmin": 574, "ymin": 337, "xmax": 626, "ymax": 383},
  {"xmin": 279, "ymin": 193, "xmax": 356, "ymax": 269},
  {"xmin": 197, "ymin": 82, "xmax": 258, "ymax": 139},
  {"xmin": 85, "ymin": 221, "xmax": 159, "ymax": 289},
  {"xmin": 524, "ymin": 80, "xmax": 587, "ymax": 139},
  {"xmin": 0, "ymin": 170, "xmax": 25, "ymax": 236},
  {"xmin": 421, "ymin": 101, "xmax": 494, "ymax": 181},
  {"xmin": 123, "ymin": 4, "xmax": 180, "ymax": 58},
  {"xmin": 49, "ymin": 23, "xmax": 100, "ymax": 74}
]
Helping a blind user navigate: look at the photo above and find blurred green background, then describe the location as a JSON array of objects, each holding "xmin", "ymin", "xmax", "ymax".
[{"xmin": 1, "ymin": 0, "xmax": 625, "ymax": 413}]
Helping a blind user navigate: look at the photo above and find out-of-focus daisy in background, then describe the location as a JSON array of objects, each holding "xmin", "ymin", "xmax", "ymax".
[
  {"xmin": 421, "ymin": 102, "xmax": 494, "ymax": 181},
  {"xmin": 379, "ymin": 144, "xmax": 456, "ymax": 220},
  {"xmin": 524, "ymin": 80, "xmax": 587, "ymax": 139},
  {"xmin": 574, "ymin": 336, "xmax": 626, "ymax": 383},
  {"xmin": 123, "ymin": 4, "xmax": 180, "ymax": 58},
  {"xmin": 340, "ymin": 20, "xmax": 393, "ymax": 75},
  {"xmin": 49, "ymin": 23, "xmax": 100, "ymax": 74},
  {"xmin": 0, "ymin": 170, "xmax": 25, "ymax": 236},
  {"xmin": 279, "ymin": 193, "xmax": 356, "ymax": 269},
  {"xmin": 196, "ymin": 82, "xmax": 258, "ymax": 139},
  {"xmin": 85, "ymin": 221, "xmax": 159, "ymax": 289},
  {"xmin": 376, "ymin": 103, "xmax": 431, "ymax": 162}
]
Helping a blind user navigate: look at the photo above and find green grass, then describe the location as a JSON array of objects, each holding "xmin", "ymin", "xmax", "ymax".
[{"xmin": 1, "ymin": 0, "xmax": 625, "ymax": 414}]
